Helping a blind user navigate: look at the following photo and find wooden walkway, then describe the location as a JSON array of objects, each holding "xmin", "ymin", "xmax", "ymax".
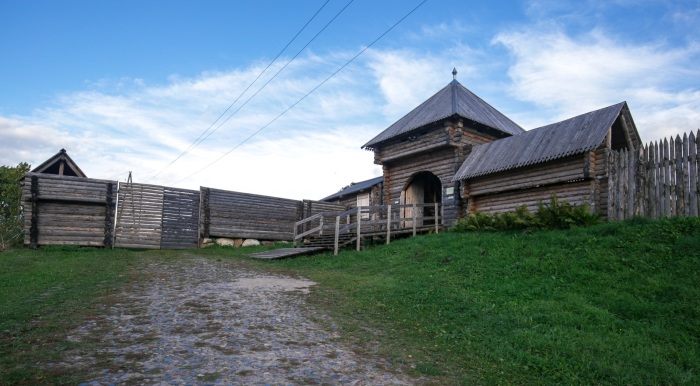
[{"xmin": 248, "ymin": 247, "xmax": 327, "ymax": 260}]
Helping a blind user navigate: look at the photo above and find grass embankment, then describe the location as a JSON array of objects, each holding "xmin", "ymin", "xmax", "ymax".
[
  {"xmin": 0, "ymin": 247, "xmax": 140, "ymax": 384},
  {"xmin": 1, "ymin": 218, "xmax": 698, "ymax": 385},
  {"xmin": 268, "ymin": 217, "xmax": 700, "ymax": 384}
]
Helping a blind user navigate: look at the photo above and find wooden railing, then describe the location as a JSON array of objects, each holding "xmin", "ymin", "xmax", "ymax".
[
  {"xmin": 294, "ymin": 203, "xmax": 442, "ymax": 254},
  {"xmin": 333, "ymin": 203, "xmax": 441, "ymax": 254}
]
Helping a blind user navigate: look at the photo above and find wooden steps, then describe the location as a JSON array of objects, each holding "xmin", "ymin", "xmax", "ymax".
[{"xmin": 248, "ymin": 247, "xmax": 327, "ymax": 260}]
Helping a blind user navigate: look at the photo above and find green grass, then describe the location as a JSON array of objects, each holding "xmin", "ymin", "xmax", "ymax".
[
  {"xmin": 0, "ymin": 246, "xmax": 141, "ymax": 384},
  {"xmin": 263, "ymin": 217, "xmax": 700, "ymax": 384},
  {"xmin": 1, "ymin": 218, "xmax": 698, "ymax": 385}
]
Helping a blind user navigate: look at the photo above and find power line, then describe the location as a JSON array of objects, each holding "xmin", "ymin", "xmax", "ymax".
[
  {"xmin": 185, "ymin": 0, "xmax": 355, "ymax": 151},
  {"xmin": 174, "ymin": 0, "xmax": 429, "ymax": 184},
  {"xmin": 145, "ymin": 0, "xmax": 332, "ymax": 182}
]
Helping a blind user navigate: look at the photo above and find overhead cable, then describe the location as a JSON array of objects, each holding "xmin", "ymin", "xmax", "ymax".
[
  {"xmin": 144, "ymin": 0, "xmax": 332, "ymax": 182},
  {"xmin": 174, "ymin": 0, "xmax": 429, "ymax": 183}
]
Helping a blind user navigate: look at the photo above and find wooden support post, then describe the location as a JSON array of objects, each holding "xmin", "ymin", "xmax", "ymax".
[
  {"xmin": 29, "ymin": 175, "xmax": 38, "ymax": 249},
  {"xmin": 201, "ymin": 187, "xmax": 210, "ymax": 240},
  {"xmin": 356, "ymin": 206, "xmax": 362, "ymax": 251},
  {"xmin": 293, "ymin": 222, "xmax": 298, "ymax": 248},
  {"xmin": 104, "ymin": 182, "xmax": 114, "ymax": 248},
  {"xmin": 412, "ymin": 203, "xmax": 417, "ymax": 237},
  {"xmin": 435, "ymin": 202, "xmax": 439, "ymax": 233},
  {"xmin": 690, "ymin": 132, "xmax": 698, "ymax": 217},
  {"xmin": 386, "ymin": 205, "xmax": 391, "ymax": 244},
  {"xmin": 319, "ymin": 216, "xmax": 324, "ymax": 236},
  {"xmin": 334, "ymin": 216, "xmax": 340, "ymax": 256}
]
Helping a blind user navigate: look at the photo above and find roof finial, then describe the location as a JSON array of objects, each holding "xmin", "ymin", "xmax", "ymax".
[{"xmin": 452, "ymin": 67, "xmax": 457, "ymax": 80}]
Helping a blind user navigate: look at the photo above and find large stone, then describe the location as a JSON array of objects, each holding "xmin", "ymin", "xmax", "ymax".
[
  {"xmin": 242, "ymin": 239, "xmax": 261, "ymax": 247},
  {"xmin": 216, "ymin": 238, "xmax": 235, "ymax": 247},
  {"xmin": 234, "ymin": 238, "xmax": 244, "ymax": 247},
  {"xmin": 262, "ymin": 241, "xmax": 275, "ymax": 246},
  {"xmin": 200, "ymin": 238, "xmax": 213, "ymax": 248}
]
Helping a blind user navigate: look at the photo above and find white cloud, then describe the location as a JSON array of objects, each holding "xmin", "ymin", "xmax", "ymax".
[
  {"xmin": 493, "ymin": 27, "xmax": 700, "ymax": 141},
  {"xmin": 0, "ymin": 53, "xmax": 388, "ymax": 199}
]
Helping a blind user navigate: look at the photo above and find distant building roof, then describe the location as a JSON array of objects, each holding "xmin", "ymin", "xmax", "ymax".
[
  {"xmin": 363, "ymin": 78, "xmax": 524, "ymax": 150},
  {"xmin": 321, "ymin": 176, "xmax": 384, "ymax": 202},
  {"xmin": 454, "ymin": 102, "xmax": 636, "ymax": 180},
  {"xmin": 31, "ymin": 149, "xmax": 87, "ymax": 177}
]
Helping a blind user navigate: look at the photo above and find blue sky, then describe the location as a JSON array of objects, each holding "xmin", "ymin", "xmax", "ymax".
[{"xmin": 1, "ymin": 0, "xmax": 699, "ymax": 199}]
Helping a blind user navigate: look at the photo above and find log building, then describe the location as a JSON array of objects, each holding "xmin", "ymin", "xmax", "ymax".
[{"xmin": 362, "ymin": 70, "xmax": 641, "ymax": 222}]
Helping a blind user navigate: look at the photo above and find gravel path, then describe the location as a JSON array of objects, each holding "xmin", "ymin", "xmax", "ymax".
[{"xmin": 61, "ymin": 257, "xmax": 422, "ymax": 385}]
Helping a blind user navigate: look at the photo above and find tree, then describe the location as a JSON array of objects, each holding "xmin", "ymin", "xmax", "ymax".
[{"xmin": 0, "ymin": 162, "xmax": 31, "ymax": 251}]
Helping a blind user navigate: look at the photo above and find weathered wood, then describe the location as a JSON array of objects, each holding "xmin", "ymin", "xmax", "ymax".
[
  {"xmin": 29, "ymin": 175, "xmax": 39, "ymax": 248},
  {"xmin": 104, "ymin": 182, "xmax": 115, "ymax": 248},
  {"xmin": 689, "ymin": 132, "xmax": 698, "ymax": 216}
]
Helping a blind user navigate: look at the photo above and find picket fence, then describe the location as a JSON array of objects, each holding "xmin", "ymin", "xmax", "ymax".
[{"xmin": 608, "ymin": 131, "xmax": 700, "ymax": 220}]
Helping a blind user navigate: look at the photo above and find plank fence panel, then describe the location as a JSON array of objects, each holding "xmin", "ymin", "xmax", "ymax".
[
  {"xmin": 608, "ymin": 131, "xmax": 700, "ymax": 220},
  {"xmin": 202, "ymin": 187, "xmax": 302, "ymax": 241},
  {"xmin": 161, "ymin": 187, "xmax": 200, "ymax": 249},
  {"xmin": 114, "ymin": 182, "xmax": 164, "ymax": 249}
]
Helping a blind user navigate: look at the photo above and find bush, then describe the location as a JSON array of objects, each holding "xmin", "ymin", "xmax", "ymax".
[
  {"xmin": 0, "ymin": 162, "xmax": 30, "ymax": 251},
  {"xmin": 451, "ymin": 195, "xmax": 599, "ymax": 232}
]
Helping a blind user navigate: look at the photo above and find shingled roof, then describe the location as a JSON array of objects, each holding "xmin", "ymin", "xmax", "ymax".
[
  {"xmin": 454, "ymin": 102, "xmax": 633, "ymax": 181},
  {"xmin": 363, "ymin": 78, "xmax": 524, "ymax": 150},
  {"xmin": 321, "ymin": 176, "xmax": 383, "ymax": 202}
]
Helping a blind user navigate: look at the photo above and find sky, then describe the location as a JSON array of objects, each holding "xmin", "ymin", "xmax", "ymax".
[{"xmin": 1, "ymin": 0, "xmax": 699, "ymax": 200}]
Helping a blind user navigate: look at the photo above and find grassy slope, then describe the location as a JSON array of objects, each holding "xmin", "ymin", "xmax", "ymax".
[
  {"xmin": 1, "ymin": 218, "xmax": 698, "ymax": 384},
  {"xmin": 267, "ymin": 217, "xmax": 700, "ymax": 384}
]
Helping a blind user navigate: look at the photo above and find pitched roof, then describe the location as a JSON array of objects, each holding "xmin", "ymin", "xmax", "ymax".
[
  {"xmin": 321, "ymin": 176, "xmax": 383, "ymax": 201},
  {"xmin": 31, "ymin": 148, "xmax": 87, "ymax": 177},
  {"xmin": 363, "ymin": 79, "xmax": 524, "ymax": 149},
  {"xmin": 454, "ymin": 102, "xmax": 629, "ymax": 181}
]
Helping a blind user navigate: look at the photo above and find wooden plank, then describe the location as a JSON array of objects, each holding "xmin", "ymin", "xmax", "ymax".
[
  {"xmin": 682, "ymin": 133, "xmax": 690, "ymax": 216},
  {"xmin": 663, "ymin": 138, "xmax": 671, "ymax": 217},
  {"xmin": 675, "ymin": 136, "xmax": 683, "ymax": 216}
]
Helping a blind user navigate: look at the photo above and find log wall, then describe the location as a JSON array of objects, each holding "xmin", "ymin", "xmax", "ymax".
[
  {"xmin": 460, "ymin": 153, "xmax": 598, "ymax": 215},
  {"xmin": 21, "ymin": 173, "xmax": 117, "ymax": 247},
  {"xmin": 383, "ymin": 148, "xmax": 463, "ymax": 225}
]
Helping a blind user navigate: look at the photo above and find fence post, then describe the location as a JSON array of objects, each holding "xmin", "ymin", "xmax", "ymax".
[
  {"xmin": 104, "ymin": 182, "xmax": 114, "ymax": 248},
  {"xmin": 690, "ymin": 132, "xmax": 698, "ymax": 217},
  {"xmin": 412, "ymin": 203, "xmax": 417, "ymax": 237},
  {"xmin": 356, "ymin": 206, "xmax": 362, "ymax": 251},
  {"xmin": 29, "ymin": 175, "xmax": 38, "ymax": 249},
  {"xmin": 386, "ymin": 205, "xmax": 391, "ymax": 244},
  {"xmin": 334, "ymin": 215, "xmax": 340, "ymax": 255},
  {"xmin": 682, "ymin": 134, "xmax": 690, "ymax": 216},
  {"xmin": 435, "ymin": 202, "xmax": 439, "ymax": 233}
]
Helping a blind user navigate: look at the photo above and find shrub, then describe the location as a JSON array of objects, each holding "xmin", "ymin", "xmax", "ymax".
[{"xmin": 451, "ymin": 195, "xmax": 599, "ymax": 232}]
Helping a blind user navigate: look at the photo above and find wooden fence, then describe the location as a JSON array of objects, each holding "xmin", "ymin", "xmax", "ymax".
[
  {"xmin": 114, "ymin": 183, "xmax": 199, "ymax": 249},
  {"xmin": 608, "ymin": 131, "xmax": 700, "ymax": 220},
  {"xmin": 21, "ymin": 173, "xmax": 117, "ymax": 247},
  {"xmin": 201, "ymin": 188, "xmax": 309, "ymax": 241},
  {"xmin": 23, "ymin": 176, "xmax": 339, "ymax": 249}
]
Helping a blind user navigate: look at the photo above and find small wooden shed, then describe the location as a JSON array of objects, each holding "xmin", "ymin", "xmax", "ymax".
[
  {"xmin": 454, "ymin": 102, "xmax": 641, "ymax": 216},
  {"xmin": 362, "ymin": 70, "xmax": 524, "ymax": 225}
]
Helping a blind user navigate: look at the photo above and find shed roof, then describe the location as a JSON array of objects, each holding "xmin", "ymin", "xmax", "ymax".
[
  {"xmin": 363, "ymin": 79, "xmax": 524, "ymax": 150},
  {"xmin": 321, "ymin": 176, "xmax": 383, "ymax": 202},
  {"xmin": 31, "ymin": 148, "xmax": 87, "ymax": 177},
  {"xmin": 454, "ymin": 102, "xmax": 631, "ymax": 181}
]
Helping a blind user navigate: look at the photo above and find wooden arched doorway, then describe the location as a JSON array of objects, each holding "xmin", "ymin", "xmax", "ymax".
[{"xmin": 403, "ymin": 171, "xmax": 442, "ymax": 226}]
